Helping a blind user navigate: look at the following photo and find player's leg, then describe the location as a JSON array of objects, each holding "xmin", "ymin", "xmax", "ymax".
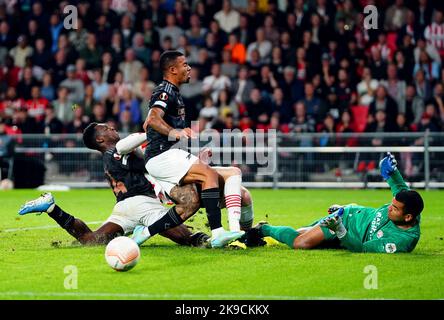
[
  {"xmin": 18, "ymin": 193, "xmax": 124, "ymax": 245},
  {"xmin": 248, "ymin": 223, "xmax": 327, "ymax": 249},
  {"xmin": 160, "ymin": 224, "xmax": 210, "ymax": 248},
  {"xmin": 146, "ymin": 149, "xmax": 243, "ymax": 246},
  {"xmin": 212, "ymin": 166, "xmax": 242, "ymax": 232}
]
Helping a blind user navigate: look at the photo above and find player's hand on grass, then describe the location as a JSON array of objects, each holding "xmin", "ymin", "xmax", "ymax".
[
  {"xmin": 319, "ymin": 207, "xmax": 347, "ymax": 239},
  {"xmin": 379, "ymin": 152, "xmax": 398, "ymax": 180},
  {"xmin": 327, "ymin": 204, "xmax": 344, "ymax": 214}
]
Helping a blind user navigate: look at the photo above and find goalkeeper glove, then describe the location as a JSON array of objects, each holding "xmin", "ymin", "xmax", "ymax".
[
  {"xmin": 379, "ymin": 152, "xmax": 398, "ymax": 180},
  {"xmin": 319, "ymin": 207, "xmax": 347, "ymax": 239}
]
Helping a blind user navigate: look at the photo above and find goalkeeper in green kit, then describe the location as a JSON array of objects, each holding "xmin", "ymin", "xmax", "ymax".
[{"xmin": 246, "ymin": 153, "xmax": 424, "ymax": 253}]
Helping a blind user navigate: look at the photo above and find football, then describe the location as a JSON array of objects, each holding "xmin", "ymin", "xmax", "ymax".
[{"xmin": 105, "ymin": 236, "xmax": 140, "ymax": 272}]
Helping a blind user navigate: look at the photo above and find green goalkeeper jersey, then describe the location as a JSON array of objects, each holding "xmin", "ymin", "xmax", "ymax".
[{"xmin": 328, "ymin": 170, "xmax": 420, "ymax": 253}]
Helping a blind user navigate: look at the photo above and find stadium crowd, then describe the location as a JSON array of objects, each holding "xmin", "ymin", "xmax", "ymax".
[{"xmin": 1, "ymin": 0, "xmax": 444, "ymax": 143}]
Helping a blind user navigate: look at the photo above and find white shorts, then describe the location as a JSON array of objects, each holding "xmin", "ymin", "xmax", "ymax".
[
  {"xmin": 145, "ymin": 148, "xmax": 198, "ymax": 196},
  {"xmin": 105, "ymin": 195, "xmax": 169, "ymax": 234}
]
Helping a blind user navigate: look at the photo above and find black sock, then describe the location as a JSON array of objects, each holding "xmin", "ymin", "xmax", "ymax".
[
  {"xmin": 48, "ymin": 205, "xmax": 75, "ymax": 230},
  {"xmin": 148, "ymin": 207, "xmax": 184, "ymax": 236},
  {"xmin": 201, "ymin": 188, "xmax": 222, "ymax": 230}
]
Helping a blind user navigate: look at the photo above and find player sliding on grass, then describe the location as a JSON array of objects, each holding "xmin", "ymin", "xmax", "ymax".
[
  {"xmin": 105, "ymin": 132, "xmax": 257, "ymax": 248},
  {"xmin": 17, "ymin": 123, "xmax": 209, "ymax": 247},
  {"xmin": 247, "ymin": 153, "xmax": 424, "ymax": 253},
  {"xmin": 142, "ymin": 50, "xmax": 244, "ymax": 247}
]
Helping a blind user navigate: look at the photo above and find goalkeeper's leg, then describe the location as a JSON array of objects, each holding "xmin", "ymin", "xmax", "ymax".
[{"xmin": 259, "ymin": 224, "xmax": 326, "ymax": 249}]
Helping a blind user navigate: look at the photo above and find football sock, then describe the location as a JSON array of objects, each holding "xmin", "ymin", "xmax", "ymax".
[
  {"xmin": 201, "ymin": 188, "xmax": 223, "ymax": 232},
  {"xmin": 48, "ymin": 205, "xmax": 75, "ymax": 230},
  {"xmin": 147, "ymin": 207, "xmax": 184, "ymax": 236},
  {"xmin": 224, "ymin": 175, "xmax": 242, "ymax": 232},
  {"xmin": 261, "ymin": 225, "xmax": 299, "ymax": 249},
  {"xmin": 240, "ymin": 204, "xmax": 254, "ymax": 230}
]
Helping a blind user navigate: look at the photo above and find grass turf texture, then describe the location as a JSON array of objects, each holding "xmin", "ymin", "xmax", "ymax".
[{"xmin": 0, "ymin": 189, "xmax": 443, "ymax": 300}]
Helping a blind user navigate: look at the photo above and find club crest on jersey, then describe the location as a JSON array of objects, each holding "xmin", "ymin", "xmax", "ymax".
[
  {"xmin": 113, "ymin": 153, "xmax": 121, "ymax": 160},
  {"xmin": 385, "ymin": 243, "xmax": 397, "ymax": 253},
  {"xmin": 159, "ymin": 92, "xmax": 168, "ymax": 101},
  {"xmin": 377, "ymin": 230, "xmax": 384, "ymax": 238}
]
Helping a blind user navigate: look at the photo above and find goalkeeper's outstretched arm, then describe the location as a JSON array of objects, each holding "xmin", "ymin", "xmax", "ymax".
[{"xmin": 379, "ymin": 152, "xmax": 409, "ymax": 196}]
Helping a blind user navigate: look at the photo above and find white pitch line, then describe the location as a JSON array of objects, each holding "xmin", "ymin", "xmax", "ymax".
[
  {"xmin": 1, "ymin": 221, "xmax": 103, "ymax": 233},
  {"xmin": 0, "ymin": 291, "xmax": 388, "ymax": 300}
]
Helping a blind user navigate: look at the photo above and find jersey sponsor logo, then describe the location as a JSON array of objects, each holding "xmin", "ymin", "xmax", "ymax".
[
  {"xmin": 377, "ymin": 230, "xmax": 384, "ymax": 238},
  {"xmin": 385, "ymin": 243, "xmax": 397, "ymax": 253},
  {"xmin": 159, "ymin": 92, "xmax": 168, "ymax": 101},
  {"xmin": 113, "ymin": 153, "xmax": 121, "ymax": 160},
  {"xmin": 369, "ymin": 212, "xmax": 383, "ymax": 238}
]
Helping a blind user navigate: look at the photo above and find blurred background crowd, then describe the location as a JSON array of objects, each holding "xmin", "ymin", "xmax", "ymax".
[{"xmin": 1, "ymin": 0, "xmax": 444, "ymax": 141}]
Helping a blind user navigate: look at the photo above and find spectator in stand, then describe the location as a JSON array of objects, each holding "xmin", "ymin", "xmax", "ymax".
[
  {"xmin": 412, "ymin": 50, "xmax": 441, "ymax": 82},
  {"xmin": 48, "ymin": 13, "xmax": 64, "ymax": 54},
  {"xmin": 60, "ymin": 65, "xmax": 85, "ymax": 104},
  {"xmin": 303, "ymin": 82, "xmax": 325, "ymax": 124},
  {"xmin": 199, "ymin": 96, "xmax": 219, "ymax": 129},
  {"xmin": 159, "ymin": 14, "xmax": 183, "ymax": 49},
  {"xmin": 414, "ymin": 37, "xmax": 441, "ymax": 65},
  {"xmin": 10, "ymin": 107, "xmax": 40, "ymax": 134},
  {"xmin": 245, "ymin": 88, "xmax": 269, "ymax": 129},
  {"xmin": 365, "ymin": 110, "xmax": 395, "ymax": 147},
  {"xmin": 270, "ymin": 87, "xmax": 293, "ymax": 126},
  {"xmin": 114, "ymin": 88, "xmax": 141, "ymax": 126},
  {"xmin": 289, "ymin": 101, "xmax": 315, "ymax": 147},
  {"xmin": 75, "ymin": 58, "xmax": 91, "ymax": 87},
  {"xmin": 214, "ymin": 0, "xmax": 240, "ymax": 34},
  {"xmin": 186, "ymin": 14, "xmax": 207, "ymax": 48},
  {"xmin": 40, "ymin": 72, "xmax": 56, "ymax": 102},
  {"xmin": 413, "ymin": 68, "xmax": 432, "ymax": 101},
  {"xmin": 224, "ymin": 33, "xmax": 246, "ymax": 65},
  {"xmin": 256, "ymin": 65, "xmax": 278, "ymax": 96},
  {"xmin": 16, "ymin": 66, "xmax": 40, "ymax": 100},
  {"xmin": 381, "ymin": 63, "xmax": 407, "ymax": 114},
  {"xmin": 42, "ymin": 104, "xmax": 64, "ymax": 134},
  {"xmin": 25, "ymin": 85, "xmax": 49, "ymax": 121},
  {"xmin": 133, "ymin": 67, "xmax": 155, "ymax": 101},
  {"xmin": 9, "ymin": 35, "xmax": 33, "ymax": 69},
  {"xmin": 384, "ymin": 0, "xmax": 409, "ymax": 32},
  {"xmin": 233, "ymin": 13, "xmax": 253, "ymax": 47},
  {"xmin": 232, "ymin": 66, "xmax": 255, "ymax": 106},
  {"xmin": 279, "ymin": 66, "xmax": 304, "ymax": 105},
  {"xmin": 427, "ymin": 83, "xmax": 444, "ymax": 122},
  {"xmin": 52, "ymin": 86, "xmax": 74, "ymax": 126},
  {"xmin": 141, "ymin": 18, "xmax": 160, "ymax": 51},
  {"xmin": 424, "ymin": 10, "xmax": 444, "ymax": 59},
  {"xmin": 369, "ymin": 85, "xmax": 399, "ymax": 130},
  {"xmin": 202, "ymin": 63, "xmax": 231, "ymax": 103},
  {"xmin": 81, "ymin": 84, "xmax": 96, "ymax": 117},
  {"xmin": 31, "ymin": 39, "xmax": 51, "ymax": 70},
  {"xmin": 91, "ymin": 68, "xmax": 109, "ymax": 102},
  {"xmin": 118, "ymin": 48, "xmax": 143, "ymax": 85},
  {"xmin": 357, "ymin": 67, "xmax": 379, "ymax": 106},
  {"xmin": 404, "ymin": 85, "xmax": 425, "ymax": 128},
  {"xmin": 69, "ymin": 18, "xmax": 88, "ymax": 53},
  {"xmin": 79, "ymin": 33, "xmax": 102, "ymax": 70},
  {"xmin": 369, "ymin": 47, "xmax": 387, "ymax": 80},
  {"xmin": 90, "ymin": 102, "xmax": 108, "ymax": 124},
  {"xmin": 132, "ymin": 33, "xmax": 151, "ymax": 67},
  {"xmin": 263, "ymin": 14, "xmax": 279, "ymax": 47},
  {"xmin": 246, "ymin": 27, "xmax": 272, "ymax": 64},
  {"xmin": 217, "ymin": 88, "xmax": 238, "ymax": 119},
  {"xmin": 66, "ymin": 105, "xmax": 90, "ymax": 134},
  {"xmin": 100, "ymin": 51, "xmax": 118, "ymax": 84},
  {"xmin": 220, "ymin": 49, "xmax": 238, "ymax": 80}
]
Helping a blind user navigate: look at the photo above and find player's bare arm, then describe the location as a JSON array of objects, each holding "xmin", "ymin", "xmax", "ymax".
[{"xmin": 144, "ymin": 107, "xmax": 193, "ymax": 140}]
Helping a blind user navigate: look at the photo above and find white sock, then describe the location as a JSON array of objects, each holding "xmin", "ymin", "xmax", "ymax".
[
  {"xmin": 211, "ymin": 227, "xmax": 225, "ymax": 239},
  {"xmin": 240, "ymin": 204, "xmax": 254, "ymax": 230},
  {"xmin": 224, "ymin": 175, "xmax": 242, "ymax": 232}
]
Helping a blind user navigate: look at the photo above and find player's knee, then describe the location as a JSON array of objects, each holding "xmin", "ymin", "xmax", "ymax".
[
  {"xmin": 241, "ymin": 186, "xmax": 252, "ymax": 206},
  {"xmin": 201, "ymin": 165, "xmax": 219, "ymax": 182},
  {"xmin": 228, "ymin": 166, "xmax": 242, "ymax": 177},
  {"xmin": 293, "ymin": 237, "xmax": 311, "ymax": 250}
]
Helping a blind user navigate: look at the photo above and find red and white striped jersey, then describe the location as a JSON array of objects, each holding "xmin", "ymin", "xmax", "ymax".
[{"xmin": 424, "ymin": 22, "xmax": 444, "ymax": 51}]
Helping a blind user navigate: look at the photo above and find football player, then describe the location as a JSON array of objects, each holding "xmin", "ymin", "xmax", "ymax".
[
  {"xmin": 247, "ymin": 153, "xmax": 424, "ymax": 253},
  {"xmin": 142, "ymin": 50, "xmax": 244, "ymax": 247}
]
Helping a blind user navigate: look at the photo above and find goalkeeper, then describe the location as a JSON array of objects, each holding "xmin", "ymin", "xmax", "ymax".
[{"xmin": 247, "ymin": 153, "xmax": 424, "ymax": 253}]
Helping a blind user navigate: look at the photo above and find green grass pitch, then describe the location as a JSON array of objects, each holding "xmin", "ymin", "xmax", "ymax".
[{"xmin": 1, "ymin": 189, "xmax": 443, "ymax": 300}]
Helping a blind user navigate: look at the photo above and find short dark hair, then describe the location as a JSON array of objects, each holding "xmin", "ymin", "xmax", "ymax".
[
  {"xmin": 83, "ymin": 122, "xmax": 100, "ymax": 150},
  {"xmin": 395, "ymin": 190, "xmax": 424, "ymax": 218},
  {"xmin": 159, "ymin": 50, "xmax": 184, "ymax": 73}
]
